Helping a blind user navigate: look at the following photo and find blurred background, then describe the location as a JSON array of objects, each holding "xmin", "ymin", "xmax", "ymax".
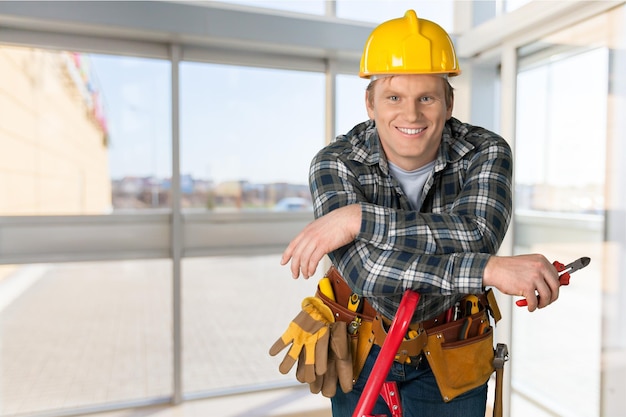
[{"xmin": 0, "ymin": 1, "xmax": 625, "ymax": 416}]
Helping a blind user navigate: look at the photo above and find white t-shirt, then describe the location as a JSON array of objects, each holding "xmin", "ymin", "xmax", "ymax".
[{"xmin": 388, "ymin": 160, "xmax": 436, "ymax": 210}]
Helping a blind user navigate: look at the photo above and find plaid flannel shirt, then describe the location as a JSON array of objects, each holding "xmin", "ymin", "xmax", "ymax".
[{"xmin": 310, "ymin": 117, "xmax": 513, "ymax": 322}]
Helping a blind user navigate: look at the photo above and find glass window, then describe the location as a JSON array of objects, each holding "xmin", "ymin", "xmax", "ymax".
[
  {"xmin": 180, "ymin": 63, "xmax": 324, "ymax": 212},
  {"xmin": 0, "ymin": 260, "xmax": 172, "ymax": 415},
  {"xmin": 336, "ymin": 1, "xmax": 454, "ymax": 33},
  {"xmin": 512, "ymin": 32, "xmax": 609, "ymax": 417},
  {"xmin": 336, "ymin": 74, "xmax": 369, "ymax": 137},
  {"xmin": 182, "ymin": 255, "xmax": 320, "ymax": 395},
  {"xmin": 218, "ymin": 0, "xmax": 325, "ymax": 15},
  {"xmin": 515, "ymin": 47, "xmax": 608, "ymax": 215},
  {"xmin": 89, "ymin": 54, "xmax": 172, "ymax": 211},
  {"xmin": 503, "ymin": 0, "xmax": 531, "ymax": 13},
  {"xmin": 0, "ymin": 45, "xmax": 171, "ymax": 215}
]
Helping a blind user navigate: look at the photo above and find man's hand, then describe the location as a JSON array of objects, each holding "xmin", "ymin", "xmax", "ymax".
[
  {"xmin": 484, "ymin": 254, "xmax": 561, "ymax": 312},
  {"xmin": 281, "ymin": 204, "xmax": 361, "ymax": 279}
]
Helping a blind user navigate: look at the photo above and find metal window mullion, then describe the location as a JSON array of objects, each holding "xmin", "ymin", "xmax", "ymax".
[
  {"xmin": 321, "ymin": 58, "xmax": 336, "ymax": 274},
  {"xmin": 499, "ymin": 42, "xmax": 518, "ymax": 417},
  {"xmin": 325, "ymin": 0, "xmax": 336, "ymax": 17},
  {"xmin": 170, "ymin": 43, "xmax": 183, "ymax": 405},
  {"xmin": 325, "ymin": 58, "xmax": 337, "ymax": 146}
]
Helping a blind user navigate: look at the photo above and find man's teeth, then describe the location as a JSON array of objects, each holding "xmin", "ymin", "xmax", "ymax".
[{"xmin": 398, "ymin": 127, "xmax": 424, "ymax": 134}]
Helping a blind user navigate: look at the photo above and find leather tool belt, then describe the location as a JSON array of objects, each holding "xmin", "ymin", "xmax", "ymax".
[{"xmin": 316, "ymin": 266, "xmax": 502, "ymax": 404}]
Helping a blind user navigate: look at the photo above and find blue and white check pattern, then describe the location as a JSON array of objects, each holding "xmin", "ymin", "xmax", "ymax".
[{"xmin": 309, "ymin": 117, "xmax": 513, "ymax": 322}]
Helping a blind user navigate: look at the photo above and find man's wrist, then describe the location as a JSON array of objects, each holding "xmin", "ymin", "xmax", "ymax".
[{"xmin": 482, "ymin": 255, "xmax": 497, "ymax": 287}]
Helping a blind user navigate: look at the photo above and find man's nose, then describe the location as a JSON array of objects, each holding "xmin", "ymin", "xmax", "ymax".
[{"xmin": 402, "ymin": 101, "xmax": 421, "ymax": 121}]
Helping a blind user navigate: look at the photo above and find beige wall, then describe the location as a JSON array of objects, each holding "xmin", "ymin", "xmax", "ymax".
[{"xmin": 0, "ymin": 46, "xmax": 111, "ymax": 215}]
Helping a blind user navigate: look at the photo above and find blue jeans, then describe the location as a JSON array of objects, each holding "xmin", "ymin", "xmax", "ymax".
[{"xmin": 331, "ymin": 345, "xmax": 487, "ymax": 417}]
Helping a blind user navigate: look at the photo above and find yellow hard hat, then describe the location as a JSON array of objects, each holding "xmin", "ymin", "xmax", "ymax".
[{"xmin": 359, "ymin": 10, "xmax": 461, "ymax": 78}]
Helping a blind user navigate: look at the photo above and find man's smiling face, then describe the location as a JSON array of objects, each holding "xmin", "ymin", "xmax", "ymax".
[{"xmin": 366, "ymin": 74, "xmax": 453, "ymax": 171}]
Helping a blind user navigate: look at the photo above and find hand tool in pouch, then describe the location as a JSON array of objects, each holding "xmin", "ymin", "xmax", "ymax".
[
  {"xmin": 347, "ymin": 292, "xmax": 363, "ymax": 335},
  {"xmin": 319, "ymin": 276, "xmax": 336, "ymax": 301},
  {"xmin": 516, "ymin": 256, "xmax": 590, "ymax": 307},
  {"xmin": 492, "ymin": 343, "xmax": 509, "ymax": 417}
]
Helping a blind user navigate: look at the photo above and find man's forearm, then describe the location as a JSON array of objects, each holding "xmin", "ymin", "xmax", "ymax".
[
  {"xmin": 358, "ymin": 203, "xmax": 508, "ymax": 255},
  {"xmin": 331, "ymin": 243, "xmax": 489, "ymax": 298}
]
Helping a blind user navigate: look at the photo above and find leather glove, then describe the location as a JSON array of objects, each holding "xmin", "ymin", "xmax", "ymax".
[
  {"xmin": 269, "ymin": 296, "xmax": 334, "ymax": 383},
  {"xmin": 308, "ymin": 320, "xmax": 354, "ymax": 397},
  {"xmin": 296, "ymin": 327, "xmax": 330, "ymax": 383}
]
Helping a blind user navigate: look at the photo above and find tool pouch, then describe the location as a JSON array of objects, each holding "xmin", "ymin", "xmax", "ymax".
[
  {"xmin": 314, "ymin": 266, "xmax": 501, "ymax": 403},
  {"xmin": 315, "ymin": 266, "xmax": 377, "ymax": 383},
  {"xmin": 424, "ymin": 310, "xmax": 495, "ymax": 402}
]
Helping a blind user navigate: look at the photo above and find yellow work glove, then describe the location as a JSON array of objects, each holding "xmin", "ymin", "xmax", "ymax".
[
  {"xmin": 269, "ymin": 297, "xmax": 334, "ymax": 383},
  {"xmin": 296, "ymin": 327, "xmax": 330, "ymax": 384},
  {"xmin": 308, "ymin": 321, "xmax": 354, "ymax": 398}
]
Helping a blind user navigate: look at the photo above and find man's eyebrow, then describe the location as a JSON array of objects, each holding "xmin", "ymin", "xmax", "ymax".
[
  {"xmin": 379, "ymin": 86, "xmax": 402, "ymax": 94},
  {"xmin": 380, "ymin": 87, "xmax": 441, "ymax": 96}
]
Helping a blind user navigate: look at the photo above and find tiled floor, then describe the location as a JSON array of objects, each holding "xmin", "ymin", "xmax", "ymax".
[
  {"xmin": 95, "ymin": 387, "xmax": 331, "ymax": 417},
  {"xmin": 0, "ymin": 258, "xmax": 323, "ymax": 417}
]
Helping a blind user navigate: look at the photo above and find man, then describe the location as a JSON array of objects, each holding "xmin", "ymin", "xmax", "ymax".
[{"xmin": 281, "ymin": 10, "xmax": 560, "ymax": 417}]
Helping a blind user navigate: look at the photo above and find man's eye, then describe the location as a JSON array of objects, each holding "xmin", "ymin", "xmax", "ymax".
[
  {"xmin": 388, "ymin": 95, "xmax": 399, "ymax": 101},
  {"xmin": 420, "ymin": 96, "xmax": 433, "ymax": 103}
]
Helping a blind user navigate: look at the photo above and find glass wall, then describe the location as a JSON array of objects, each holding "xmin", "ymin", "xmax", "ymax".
[
  {"xmin": 1, "ymin": 48, "xmax": 176, "ymax": 416},
  {"xmin": 336, "ymin": 1, "xmax": 453, "ymax": 31},
  {"xmin": 181, "ymin": 256, "xmax": 320, "ymax": 395},
  {"xmin": 219, "ymin": 0, "xmax": 325, "ymax": 15},
  {"xmin": 0, "ymin": 21, "xmax": 332, "ymax": 416},
  {"xmin": 515, "ymin": 47, "xmax": 607, "ymax": 215},
  {"xmin": 178, "ymin": 62, "xmax": 325, "ymax": 395},
  {"xmin": 220, "ymin": 0, "xmax": 455, "ymax": 32},
  {"xmin": 499, "ymin": 0, "xmax": 532, "ymax": 14},
  {"xmin": 1, "ymin": 260, "xmax": 172, "ymax": 416},
  {"xmin": 335, "ymin": 74, "xmax": 368, "ymax": 137},
  {"xmin": 0, "ymin": 46, "xmax": 171, "ymax": 215},
  {"xmin": 90, "ymin": 55, "xmax": 172, "ymax": 211},
  {"xmin": 179, "ymin": 63, "xmax": 324, "ymax": 212},
  {"xmin": 511, "ymin": 10, "xmax": 613, "ymax": 417}
]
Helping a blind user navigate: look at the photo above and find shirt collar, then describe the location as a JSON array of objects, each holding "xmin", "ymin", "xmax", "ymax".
[
  {"xmin": 435, "ymin": 117, "xmax": 475, "ymax": 173},
  {"xmin": 344, "ymin": 117, "xmax": 476, "ymax": 174}
]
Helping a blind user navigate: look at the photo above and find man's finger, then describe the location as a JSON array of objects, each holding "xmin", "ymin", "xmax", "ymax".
[
  {"xmin": 289, "ymin": 251, "xmax": 302, "ymax": 278},
  {"xmin": 281, "ymin": 236, "xmax": 299, "ymax": 266},
  {"xmin": 306, "ymin": 250, "xmax": 326, "ymax": 280},
  {"xmin": 525, "ymin": 295, "xmax": 538, "ymax": 312},
  {"xmin": 548, "ymin": 271, "xmax": 561, "ymax": 303},
  {"xmin": 280, "ymin": 250, "xmax": 291, "ymax": 266},
  {"xmin": 292, "ymin": 240, "xmax": 316, "ymax": 279}
]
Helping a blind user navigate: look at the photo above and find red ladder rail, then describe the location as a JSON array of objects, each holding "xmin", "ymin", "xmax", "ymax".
[{"xmin": 352, "ymin": 290, "xmax": 421, "ymax": 417}]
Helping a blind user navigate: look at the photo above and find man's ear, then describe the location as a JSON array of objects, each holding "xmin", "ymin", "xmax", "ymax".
[
  {"xmin": 365, "ymin": 90, "xmax": 375, "ymax": 120},
  {"xmin": 446, "ymin": 96, "xmax": 454, "ymax": 120}
]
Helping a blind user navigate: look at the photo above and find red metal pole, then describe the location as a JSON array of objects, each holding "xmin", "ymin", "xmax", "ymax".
[{"xmin": 352, "ymin": 290, "xmax": 420, "ymax": 417}]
